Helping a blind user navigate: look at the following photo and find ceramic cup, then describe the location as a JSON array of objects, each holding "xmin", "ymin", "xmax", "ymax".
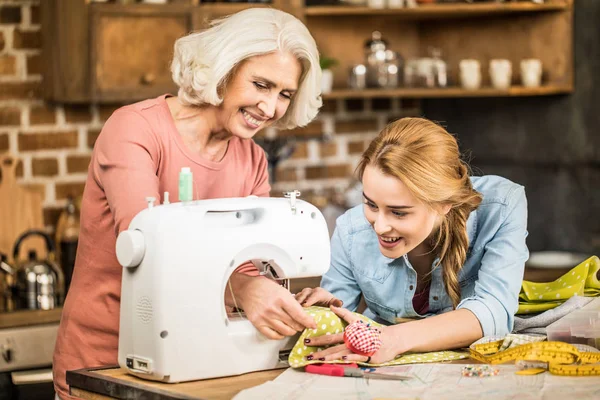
[
  {"xmin": 520, "ymin": 59, "xmax": 543, "ymax": 88},
  {"xmin": 459, "ymin": 59, "xmax": 481, "ymax": 90},
  {"xmin": 367, "ymin": 0, "xmax": 386, "ymax": 8},
  {"xmin": 489, "ymin": 59, "xmax": 512, "ymax": 90}
]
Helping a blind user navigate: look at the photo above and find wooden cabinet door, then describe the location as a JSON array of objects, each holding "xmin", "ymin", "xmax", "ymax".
[{"xmin": 91, "ymin": 5, "xmax": 192, "ymax": 102}]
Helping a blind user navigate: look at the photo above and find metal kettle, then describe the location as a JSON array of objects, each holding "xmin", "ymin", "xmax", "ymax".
[{"xmin": 12, "ymin": 230, "xmax": 65, "ymax": 310}]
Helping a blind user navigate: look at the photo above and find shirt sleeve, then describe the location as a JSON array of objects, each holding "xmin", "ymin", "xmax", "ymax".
[
  {"xmin": 457, "ymin": 186, "xmax": 529, "ymax": 336},
  {"xmin": 93, "ymin": 110, "xmax": 161, "ymax": 236},
  {"xmin": 250, "ymin": 144, "xmax": 271, "ymax": 197},
  {"xmin": 320, "ymin": 222, "xmax": 363, "ymax": 312}
]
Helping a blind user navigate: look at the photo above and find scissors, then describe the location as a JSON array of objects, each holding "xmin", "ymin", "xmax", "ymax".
[{"xmin": 305, "ymin": 363, "xmax": 411, "ymax": 381}]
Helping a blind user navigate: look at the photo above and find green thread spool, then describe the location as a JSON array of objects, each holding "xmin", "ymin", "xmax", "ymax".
[{"xmin": 178, "ymin": 167, "xmax": 193, "ymax": 202}]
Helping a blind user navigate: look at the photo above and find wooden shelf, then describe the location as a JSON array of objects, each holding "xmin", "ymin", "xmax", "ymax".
[
  {"xmin": 322, "ymin": 85, "xmax": 573, "ymax": 99},
  {"xmin": 305, "ymin": 2, "xmax": 568, "ymax": 18}
]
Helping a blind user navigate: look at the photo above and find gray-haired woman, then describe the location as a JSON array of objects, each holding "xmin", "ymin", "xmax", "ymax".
[{"xmin": 53, "ymin": 8, "xmax": 322, "ymax": 399}]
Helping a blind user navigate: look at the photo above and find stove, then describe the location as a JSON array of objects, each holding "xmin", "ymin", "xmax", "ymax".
[{"xmin": 0, "ymin": 297, "xmax": 61, "ymax": 400}]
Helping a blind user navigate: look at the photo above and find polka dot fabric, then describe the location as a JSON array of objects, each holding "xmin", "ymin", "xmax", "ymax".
[
  {"xmin": 518, "ymin": 256, "xmax": 600, "ymax": 314},
  {"xmin": 288, "ymin": 306, "xmax": 468, "ymax": 368}
]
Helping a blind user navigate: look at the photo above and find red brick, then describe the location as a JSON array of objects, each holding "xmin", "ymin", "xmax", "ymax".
[
  {"xmin": 55, "ymin": 182, "xmax": 86, "ymax": 201},
  {"xmin": 30, "ymin": 104, "xmax": 57, "ymax": 125},
  {"xmin": 98, "ymin": 104, "xmax": 121, "ymax": 122},
  {"xmin": 18, "ymin": 131, "xmax": 78, "ymax": 151},
  {"xmin": 26, "ymin": 54, "xmax": 42, "ymax": 75},
  {"xmin": 30, "ymin": 5, "xmax": 40, "ymax": 25},
  {"xmin": 335, "ymin": 119, "xmax": 378, "ymax": 135},
  {"xmin": 0, "ymin": 134, "xmax": 9, "ymax": 151},
  {"xmin": 348, "ymin": 141, "xmax": 367, "ymax": 155},
  {"xmin": 280, "ymin": 121, "xmax": 324, "ymax": 138},
  {"xmin": 64, "ymin": 104, "xmax": 92, "ymax": 123},
  {"xmin": 0, "ymin": 55, "xmax": 16, "ymax": 75},
  {"xmin": 67, "ymin": 155, "xmax": 91, "ymax": 173},
  {"xmin": 15, "ymin": 159, "xmax": 23, "ymax": 178},
  {"xmin": 0, "ymin": 107, "xmax": 21, "ymax": 126},
  {"xmin": 32, "ymin": 158, "xmax": 58, "ymax": 177},
  {"xmin": 87, "ymin": 128, "xmax": 101, "ymax": 149},
  {"xmin": 0, "ymin": 6, "xmax": 21, "ymax": 24},
  {"xmin": 320, "ymin": 141, "xmax": 338, "ymax": 157},
  {"xmin": 13, "ymin": 29, "xmax": 41, "ymax": 50},
  {"xmin": 305, "ymin": 164, "xmax": 351, "ymax": 180},
  {"xmin": 0, "ymin": 81, "xmax": 42, "ymax": 100},
  {"xmin": 275, "ymin": 168, "xmax": 297, "ymax": 182},
  {"xmin": 290, "ymin": 142, "xmax": 308, "ymax": 159},
  {"xmin": 43, "ymin": 206, "xmax": 62, "ymax": 229}
]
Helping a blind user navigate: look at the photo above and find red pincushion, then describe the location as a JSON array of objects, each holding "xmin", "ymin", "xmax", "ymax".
[{"xmin": 343, "ymin": 320, "xmax": 382, "ymax": 356}]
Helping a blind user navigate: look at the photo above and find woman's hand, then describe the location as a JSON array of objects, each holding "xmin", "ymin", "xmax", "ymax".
[
  {"xmin": 305, "ymin": 305, "xmax": 402, "ymax": 364},
  {"xmin": 295, "ymin": 287, "xmax": 343, "ymax": 308},
  {"xmin": 229, "ymin": 274, "xmax": 317, "ymax": 340}
]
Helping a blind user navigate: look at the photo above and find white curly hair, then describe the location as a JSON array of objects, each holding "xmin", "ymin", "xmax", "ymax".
[{"xmin": 171, "ymin": 8, "xmax": 323, "ymax": 130}]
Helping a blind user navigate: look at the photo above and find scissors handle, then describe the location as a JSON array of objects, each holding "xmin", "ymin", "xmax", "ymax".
[{"xmin": 305, "ymin": 363, "xmax": 359, "ymax": 377}]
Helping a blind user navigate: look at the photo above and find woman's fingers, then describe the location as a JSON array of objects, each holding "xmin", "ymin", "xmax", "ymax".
[
  {"xmin": 282, "ymin": 298, "xmax": 317, "ymax": 330},
  {"xmin": 294, "ymin": 288, "xmax": 313, "ymax": 305},
  {"xmin": 267, "ymin": 318, "xmax": 301, "ymax": 337},
  {"xmin": 305, "ymin": 332, "xmax": 344, "ymax": 347},
  {"xmin": 307, "ymin": 344, "xmax": 349, "ymax": 361},
  {"xmin": 330, "ymin": 305, "xmax": 360, "ymax": 324},
  {"xmin": 256, "ymin": 325, "xmax": 285, "ymax": 340}
]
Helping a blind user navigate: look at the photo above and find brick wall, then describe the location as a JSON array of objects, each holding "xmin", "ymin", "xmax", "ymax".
[{"xmin": 0, "ymin": 0, "xmax": 418, "ymax": 234}]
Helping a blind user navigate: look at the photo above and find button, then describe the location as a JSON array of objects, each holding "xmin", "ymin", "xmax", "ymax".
[
  {"xmin": 409, "ymin": 285, "xmax": 414, "ymax": 290},
  {"xmin": 433, "ymin": 296, "xmax": 439, "ymax": 301}
]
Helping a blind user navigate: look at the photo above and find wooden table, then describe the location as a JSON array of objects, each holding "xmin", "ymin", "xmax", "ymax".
[{"xmin": 67, "ymin": 366, "xmax": 286, "ymax": 400}]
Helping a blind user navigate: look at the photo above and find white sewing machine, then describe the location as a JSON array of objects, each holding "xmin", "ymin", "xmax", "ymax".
[{"xmin": 115, "ymin": 193, "xmax": 331, "ymax": 383}]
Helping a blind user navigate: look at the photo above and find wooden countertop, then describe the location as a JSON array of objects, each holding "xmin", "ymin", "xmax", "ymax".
[{"xmin": 67, "ymin": 366, "xmax": 285, "ymax": 400}]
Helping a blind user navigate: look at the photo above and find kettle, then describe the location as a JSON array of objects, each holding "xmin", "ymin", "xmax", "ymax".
[{"xmin": 12, "ymin": 230, "xmax": 65, "ymax": 310}]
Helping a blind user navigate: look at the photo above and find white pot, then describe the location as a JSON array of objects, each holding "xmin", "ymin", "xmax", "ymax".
[{"xmin": 321, "ymin": 69, "xmax": 333, "ymax": 94}]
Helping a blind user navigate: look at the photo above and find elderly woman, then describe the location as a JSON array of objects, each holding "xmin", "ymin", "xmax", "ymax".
[{"xmin": 52, "ymin": 8, "xmax": 322, "ymax": 400}]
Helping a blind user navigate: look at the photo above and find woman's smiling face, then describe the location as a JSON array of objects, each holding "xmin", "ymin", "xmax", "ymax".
[
  {"xmin": 362, "ymin": 165, "xmax": 444, "ymax": 259},
  {"xmin": 218, "ymin": 51, "xmax": 302, "ymax": 139}
]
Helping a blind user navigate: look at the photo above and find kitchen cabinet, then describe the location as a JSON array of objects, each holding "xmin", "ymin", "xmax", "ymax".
[{"xmin": 41, "ymin": 0, "xmax": 573, "ymax": 103}]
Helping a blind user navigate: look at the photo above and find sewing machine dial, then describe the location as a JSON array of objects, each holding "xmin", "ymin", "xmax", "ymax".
[{"xmin": 116, "ymin": 230, "xmax": 146, "ymax": 268}]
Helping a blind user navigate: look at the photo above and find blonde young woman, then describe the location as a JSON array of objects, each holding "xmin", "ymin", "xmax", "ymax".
[
  {"xmin": 53, "ymin": 8, "xmax": 322, "ymax": 400},
  {"xmin": 296, "ymin": 118, "xmax": 529, "ymax": 364}
]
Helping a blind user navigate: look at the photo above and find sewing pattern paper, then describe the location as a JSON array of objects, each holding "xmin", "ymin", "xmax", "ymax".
[
  {"xmin": 288, "ymin": 306, "xmax": 467, "ymax": 368},
  {"xmin": 518, "ymin": 256, "xmax": 600, "ymax": 314}
]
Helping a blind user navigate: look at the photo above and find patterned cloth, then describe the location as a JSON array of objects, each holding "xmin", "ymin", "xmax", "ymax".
[
  {"xmin": 288, "ymin": 306, "xmax": 468, "ymax": 368},
  {"xmin": 518, "ymin": 256, "xmax": 600, "ymax": 314},
  {"xmin": 470, "ymin": 333, "xmax": 547, "ymax": 351},
  {"xmin": 343, "ymin": 320, "xmax": 382, "ymax": 356}
]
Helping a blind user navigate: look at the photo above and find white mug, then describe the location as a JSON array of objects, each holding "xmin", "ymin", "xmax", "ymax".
[
  {"xmin": 367, "ymin": 0, "xmax": 386, "ymax": 8},
  {"xmin": 459, "ymin": 59, "xmax": 481, "ymax": 90},
  {"xmin": 520, "ymin": 59, "xmax": 543, "ymax": 88},
  {"xmin": 489, "ymin": 59, "xmax": 512, "ymax": 90}
]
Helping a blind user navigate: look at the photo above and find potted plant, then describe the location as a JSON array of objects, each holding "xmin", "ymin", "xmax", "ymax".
[{"xmin": 320, "ymin": 56, "xmax": 338, "ymax": 94}]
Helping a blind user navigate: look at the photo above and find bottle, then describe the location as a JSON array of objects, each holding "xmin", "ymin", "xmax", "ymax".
[
  {"xmin": 178, "ymin": 167, "xmax": 193, "ymax": 202},
  {"xmin": 55, "ymin": 197, "xmax": 80, "ymax": 295}
]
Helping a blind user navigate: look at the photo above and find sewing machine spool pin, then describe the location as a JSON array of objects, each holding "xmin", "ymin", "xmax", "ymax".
[{"xmin": 283, "ymin": 190, "xmax": 301, "ymax": 214}]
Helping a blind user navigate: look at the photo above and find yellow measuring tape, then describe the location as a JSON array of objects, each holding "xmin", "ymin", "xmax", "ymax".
[{"xmin": 469, "ymin": 340, "xmax": 600, "ymax": 376}]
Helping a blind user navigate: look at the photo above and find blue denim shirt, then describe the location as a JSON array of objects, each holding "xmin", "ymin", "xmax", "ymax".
[{"xmin": 321, "ymin": 175, "xmax": 529, "ymax": 337}]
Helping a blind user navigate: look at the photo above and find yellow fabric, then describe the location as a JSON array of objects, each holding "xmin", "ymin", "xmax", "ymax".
[
  {"xmin": 518, "ymin": 256, "xmax": 600, "ymax": 314},
  {"xmin": 288, "ymin": 306, "xmax": 467, "ymax": 368}
]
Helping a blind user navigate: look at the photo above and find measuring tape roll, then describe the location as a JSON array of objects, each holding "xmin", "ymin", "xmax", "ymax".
[{"xmin": 469, "ymin": 341, "xmax": 600, "ymax": 376}]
